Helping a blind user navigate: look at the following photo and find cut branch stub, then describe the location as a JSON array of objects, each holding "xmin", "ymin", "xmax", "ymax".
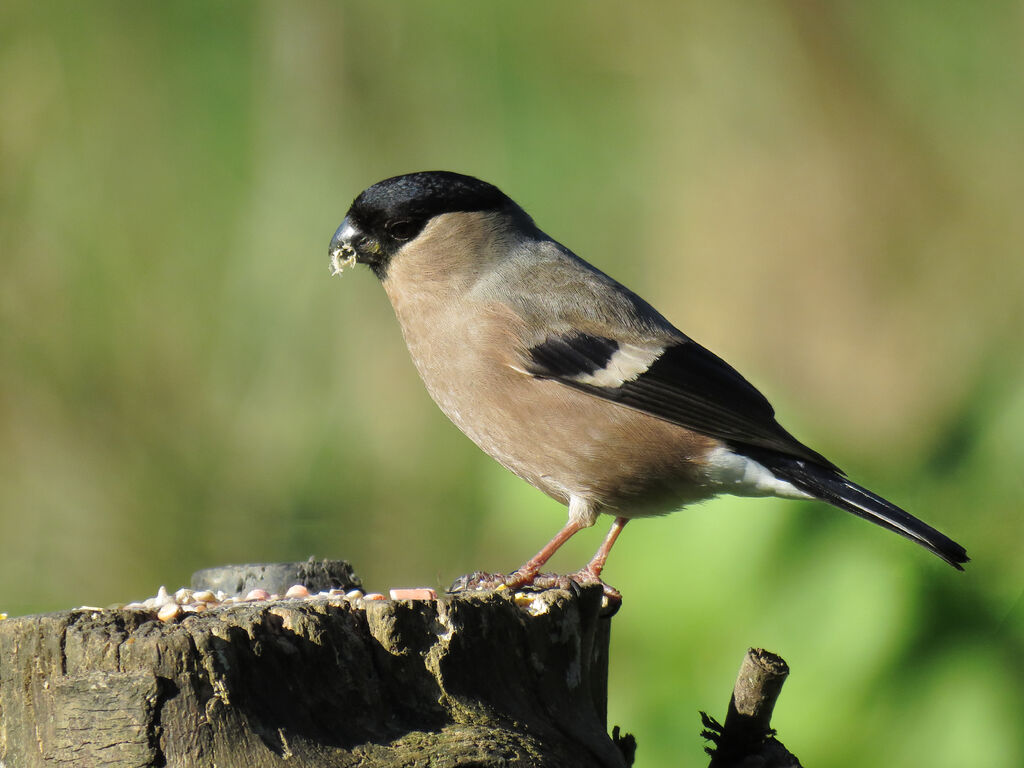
[
  {"xmin": 726, "ymin": 647, "xmax": 790, "ymax": 736},
  {"xmin": 705, "ymin": 647, "xmax": 802, "ymax": 768}
]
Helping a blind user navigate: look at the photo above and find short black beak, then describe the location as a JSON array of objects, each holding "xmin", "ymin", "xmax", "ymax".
[
  {"xmin": 330, "ymin": 216, "xmax": 358, "ymax": 254},
  {"xmin": 329, "ymin": 215, "xmax": 385, "ymax": 276}
]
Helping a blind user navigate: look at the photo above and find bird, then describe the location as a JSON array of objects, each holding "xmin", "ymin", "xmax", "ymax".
[{"xmin": 328, "ymin": 170, "xmax": 968, "ymax": 595}]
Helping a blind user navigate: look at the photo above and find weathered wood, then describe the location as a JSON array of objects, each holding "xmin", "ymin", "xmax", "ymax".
[
  {"xmin": 0, "ymin": 578, "xmax": 629, "ymax": 767},
  {"xmin": 703, "ymin": 648, "xmax": 802, "ymax": 768}
]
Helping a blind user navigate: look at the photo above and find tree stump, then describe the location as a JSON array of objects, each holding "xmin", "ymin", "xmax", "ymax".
[{"xmin": 0, "ymin": 561, "xmax": 629, "ymax": 767}]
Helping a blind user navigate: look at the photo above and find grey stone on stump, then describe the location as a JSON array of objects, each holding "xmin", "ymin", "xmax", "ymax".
[{"xmin": 190, "ymin": 557, "xmax": 362, "ymax": 596}]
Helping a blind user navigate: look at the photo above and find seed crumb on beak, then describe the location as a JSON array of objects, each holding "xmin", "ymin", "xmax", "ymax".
[{"xmin": 329, "ymin": 244, "xmax": 358, "ymax": 276}]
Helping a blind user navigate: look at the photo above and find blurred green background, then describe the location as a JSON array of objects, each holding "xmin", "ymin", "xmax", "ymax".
[{"xmin": 1, "ymin": 2, "xmax": 1022, "ymax": 765}]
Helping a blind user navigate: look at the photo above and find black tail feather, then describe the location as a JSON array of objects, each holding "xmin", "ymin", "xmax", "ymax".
[{"xmin": 751, "ymin": 452, "xmax": 969, "ymax": 570}]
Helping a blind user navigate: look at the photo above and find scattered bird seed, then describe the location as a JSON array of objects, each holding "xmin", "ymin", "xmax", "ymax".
[
  {"xmin": 152, "ymin": 586, "xmax": 173, "ymax": 609},
  {"xmin": 157, "ymin": 603, "xmax": 182, "ymax": 622},
  {"xmin": 8, "ymin": 578, "xmax": 598, "ymax": 623},
  {"xmin": 112, "ymin": 582, "xmax": 448, "ymax": 620},
  {"xmin": 513, "ymin": 593, "xmax": 534, "ymax": 608},
  {"xmin": 389, "ymin": 588, "xmax": 437, "ymax": 601}
]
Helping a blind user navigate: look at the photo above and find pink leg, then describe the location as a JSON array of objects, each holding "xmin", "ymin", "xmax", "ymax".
[
  {"xmin": 578, "ymin": 517, "xmax": 629, "ymax": 581},
  {"xmin": 450, "ymin": 515, "xmax": 629, "ymax": 605},
  {"xmin": 510, "ymin": 517, "xmax": 590, "ymax": 584}
]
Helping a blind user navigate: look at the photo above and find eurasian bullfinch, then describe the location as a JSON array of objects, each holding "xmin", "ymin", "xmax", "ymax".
[{"xmin": 329, "ymin": 171, "xmax": 967, "ymax": 592}]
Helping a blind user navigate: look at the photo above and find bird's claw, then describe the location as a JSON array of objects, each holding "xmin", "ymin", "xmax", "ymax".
[
  {"xmin": 447, "ymin": 571, "xmax": 531, "ymax": 593},
  {"xmin": 447, "ymin": 569, "xmax": 622, "ymax": 615}
]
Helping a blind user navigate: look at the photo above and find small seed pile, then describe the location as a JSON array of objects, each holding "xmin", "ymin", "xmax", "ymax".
[{"xmin": 86, "ymin": 584, "xmax": 440, "ymax": 623}]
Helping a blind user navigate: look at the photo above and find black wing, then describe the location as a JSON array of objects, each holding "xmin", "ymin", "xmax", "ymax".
[{"xmin": 525, "ymin": 332, "xmax": 840, "ymax": 471}]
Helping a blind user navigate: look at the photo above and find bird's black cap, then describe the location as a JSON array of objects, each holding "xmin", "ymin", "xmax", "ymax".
[
  {"xmin": 348, "ymin": 171, "xmax": 509, "ymax": 243},
  {"xmin": 352, "ymin": 171, "xmax": 508, "ymax": 223}
]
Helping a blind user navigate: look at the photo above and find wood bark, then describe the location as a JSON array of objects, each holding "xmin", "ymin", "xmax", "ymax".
[
  {"xmin": 704, "ymin": 648, "xmax": 802, "ymax": 768},
  {"xmin": 0, "ymin": 571, "xmax": 629, "ymax": 768}
]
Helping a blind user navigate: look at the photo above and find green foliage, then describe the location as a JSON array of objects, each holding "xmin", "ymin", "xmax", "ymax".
[{"xmin": 1, "ymin": 3, "xmax": 1021, "ymax": 766}]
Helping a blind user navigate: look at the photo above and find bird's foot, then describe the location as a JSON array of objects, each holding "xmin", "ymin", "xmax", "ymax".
[
  {"xmin": 448, "ymin": 569, "xmax": 622, "ymax": 615},
  {"xmin": 566, "ymin": 566, "xmax": 623, "ymax": 604},
  {"xmin": 447, "ymin": 570, "xmax": 534, "ymax": 593}
]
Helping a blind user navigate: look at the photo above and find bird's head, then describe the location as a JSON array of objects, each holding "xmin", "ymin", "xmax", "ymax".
[{"xmin": 329, "ymin": 171, "xmax": 516, "ymax": 280}]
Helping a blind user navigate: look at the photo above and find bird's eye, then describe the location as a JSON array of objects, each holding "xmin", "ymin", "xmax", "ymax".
[{"xmin": 386, "ymin": 219, "xmax": 418, "ymax": 241}]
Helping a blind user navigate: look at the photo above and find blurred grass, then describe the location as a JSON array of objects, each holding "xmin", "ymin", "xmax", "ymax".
[{"xmin": 1, "ymin": 2, "xmax": 1022, "ymax": 766}]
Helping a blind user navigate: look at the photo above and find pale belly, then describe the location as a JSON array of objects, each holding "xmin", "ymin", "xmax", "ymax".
[{"xmin": 415, "ymin": 346, "xmax": 722, "ymax": 518}]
